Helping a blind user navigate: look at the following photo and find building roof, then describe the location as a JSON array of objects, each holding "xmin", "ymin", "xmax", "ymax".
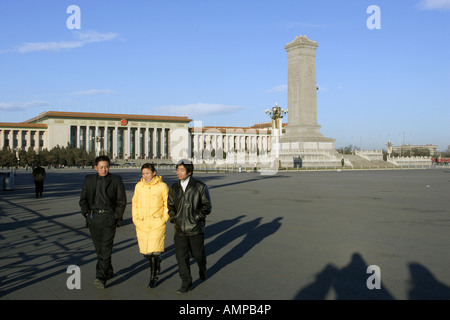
[
  {"xmin": 1, "ymin": 111, "xmax": 287, "ymax": 133},
  {"xmin": 0, "ymin": 122, "xmax": 47, "ymax": 129},
  {"xmin": 24, "ymin": 111, "xmax": 193, "ymax": 123}
]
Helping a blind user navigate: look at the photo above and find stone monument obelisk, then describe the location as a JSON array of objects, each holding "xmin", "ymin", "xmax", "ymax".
[{"xmin": 279, "ymin": 35, "xmax": 337, "ymax": 167}]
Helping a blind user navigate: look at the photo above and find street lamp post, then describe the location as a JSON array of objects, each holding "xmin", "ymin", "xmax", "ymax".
[{"xmin": 265, "ymin": 102, "xmax": 287, "ymax": 160}]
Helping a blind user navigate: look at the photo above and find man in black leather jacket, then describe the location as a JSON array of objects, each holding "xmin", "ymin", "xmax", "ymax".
[{"xmin": 168, "ymin": 159, "xmax": 212, "ymax": 293}]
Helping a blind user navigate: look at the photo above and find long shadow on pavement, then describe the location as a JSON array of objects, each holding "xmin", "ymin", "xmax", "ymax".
[{"xmin": 294, "ymin": 252, "xmax": 450, "ymax": 300}]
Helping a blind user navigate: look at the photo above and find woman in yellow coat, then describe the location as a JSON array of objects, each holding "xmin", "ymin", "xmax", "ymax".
[{"xmin": 132, "ymin": 163, "xmax": 170, "ymax": 288}]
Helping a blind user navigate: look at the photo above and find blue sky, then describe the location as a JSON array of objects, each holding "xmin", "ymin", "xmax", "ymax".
[{"xmin": 1, "ymin": 0, "xmax": 449, "ymax": 150}]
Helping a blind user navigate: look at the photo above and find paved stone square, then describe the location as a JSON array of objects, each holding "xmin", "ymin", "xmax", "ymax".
[{"xmin": 1, "ymin": 167, "xmax": 450, "ymax": 300}]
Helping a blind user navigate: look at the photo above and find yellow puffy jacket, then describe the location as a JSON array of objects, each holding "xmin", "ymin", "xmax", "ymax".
[{"xmin": 132, "ymin": 175, "xmax": 169, "ymax": 254}]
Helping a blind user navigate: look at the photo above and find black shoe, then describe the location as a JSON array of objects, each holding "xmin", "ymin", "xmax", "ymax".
[
  {"xmin": 147, "ymin": 255, "xmax": 159, "ymax": 288},
  {"xmin": 199, "ymin": 270, "xmax": 207, "ymax": 280},
  {"xmin": 94, "ymin": 278, "xmax": 105, "ymax": 289},
  {"xmin": 176, "ymin": 285, "xmax": 192, "ymax": 294}
]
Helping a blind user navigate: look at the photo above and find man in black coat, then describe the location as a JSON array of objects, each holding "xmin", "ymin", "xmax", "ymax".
[
  {"xmin": 168, "ymin": 159, "xmax": 212, "ymax": 293},
  {"xmin": 79, "ymin": 155, "xmax": 127, "ymax": 288},
  {"xmin": 32, "ymin": 163, "xmax": 46, "ymax": 198}
]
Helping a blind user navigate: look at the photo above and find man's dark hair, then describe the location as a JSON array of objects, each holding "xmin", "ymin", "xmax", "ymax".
[
  {"xmin": 141, "ymin": 163, "xmax": 156, "ymax": 172},
  {"xmin": 95, "ymin": 155, "xmax": 111, "ymax": 165},
  {"xmin": 176, "ymin": 159, "xmax": 194, "ymax": 176}
]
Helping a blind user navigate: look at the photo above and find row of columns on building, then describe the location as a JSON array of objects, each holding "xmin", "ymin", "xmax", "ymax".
[
  {"xmin": 1, "ymin": 128, "xmax": 277, "ymax": 163},
  {"xmin": 192, "ymin": 133, "xmax": 273, "ymax": 162},
  {"xmin": 0, "ymin": 129, "xmax": 47, "ymax": 151},
  {"xmin": 71, "ymin": 125, "xmax": 170, "ymax": 160}
]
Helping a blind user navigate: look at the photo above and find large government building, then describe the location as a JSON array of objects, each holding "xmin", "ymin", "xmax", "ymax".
[{"xmin": 0, "ymin": 111, "xmax": 278, "ymax": 165}]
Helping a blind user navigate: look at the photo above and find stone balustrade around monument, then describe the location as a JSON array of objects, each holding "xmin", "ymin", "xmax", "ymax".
[
  {"xmin": 387, "ymin": 156, "xmax": 432, "ymax": 166},
  {"xmin": 355, "ymin": 150, "xmax": 384, "ymax": 161}
]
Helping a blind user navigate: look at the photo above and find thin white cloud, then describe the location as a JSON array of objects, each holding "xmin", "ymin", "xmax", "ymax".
[
  {"xmin": 152, "ymin": 103, "xmax": 245, "ymax": 117},
  {"xmin": 0, "ymin": 100, "xmax": 50, "ymax": 112},
  {"xmin": 267, "ymin": 84, "xmax": 287, "ymax": 93},
  {"xmin": 416, "ymin": 0, "xmax": 450, "ymax": 10},
  {"xmin": 18, "ymin": 40, "xmax": 84, "ymax": 53},
  {"xmin": 71, "ymin": 89, "xmax": 116, "ymax": 96},
  {"xmin": 7, "ymin": 31, "xmax": 120, "ymax": 54},
  {"xmin": 76, "ymin": 31, "xmax": 119, "ymax": 43}
]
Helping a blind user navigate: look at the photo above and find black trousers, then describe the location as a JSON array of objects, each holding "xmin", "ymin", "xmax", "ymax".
[
  {"xmin": 174, "ymin": 233, "xmax": 207, "ymax": 287},
  {"xmin": 34, "ymin": 181, "xmax": 44, "ymax": 195},
  {"xmin": 87, "ymin": 212, "xmax": 116, "ymax": 282}
]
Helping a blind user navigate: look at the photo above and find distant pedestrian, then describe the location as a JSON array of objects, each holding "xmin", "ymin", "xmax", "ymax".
[
  {"xmin": 32, "ymin": 163, "xmax": 46, "ymax": 198},
  {"xmin": 132, "ymin": 163, "xmax": 170, "ymax": 288},
  {"xmin": 79, "ymin": 155, "xmax": 127, "ymax": 289},
  {"xmin": 168, "ymin": 159, "xmax": 212, "ymax": 293}
]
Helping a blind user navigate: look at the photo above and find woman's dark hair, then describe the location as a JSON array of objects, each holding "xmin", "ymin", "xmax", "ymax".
[{"xmin": 141, "ymin": 163, "xmax": 156, "ymax": 172}]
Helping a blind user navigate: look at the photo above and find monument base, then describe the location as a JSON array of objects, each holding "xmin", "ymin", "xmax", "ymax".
[{"xmin": 278, "ymin": 133, "xmax": 339, "ymax": 168}]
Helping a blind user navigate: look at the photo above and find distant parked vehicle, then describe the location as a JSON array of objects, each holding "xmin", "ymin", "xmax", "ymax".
[
  {"xmin": 124, "ymin": 162, "xmax": 137, "ymax": 167},
  {"xmin": 432, "ymin": 157, "xmax": 450, "ymax": 165}
]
